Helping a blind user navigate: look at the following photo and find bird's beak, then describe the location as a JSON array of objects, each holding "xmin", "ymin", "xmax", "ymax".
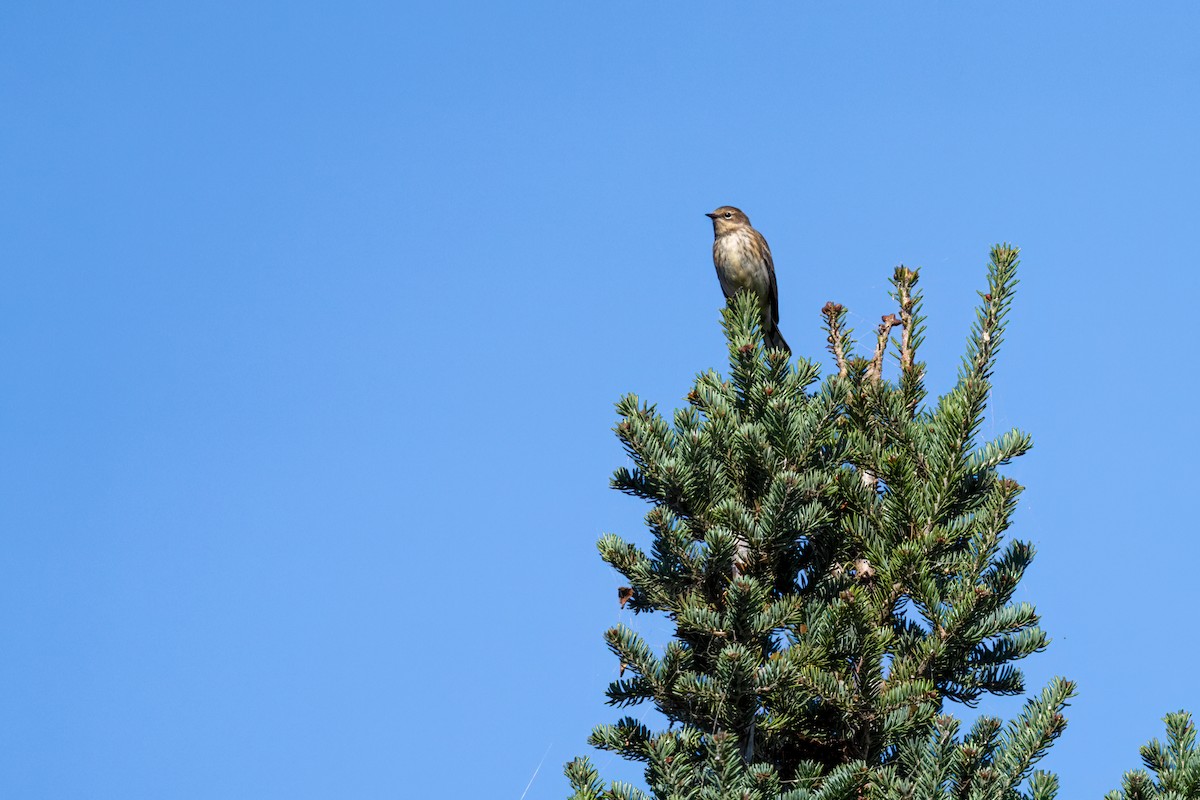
[{"xmin": 705, "ymin": 212, "xmax": 716, "ymax": 219}]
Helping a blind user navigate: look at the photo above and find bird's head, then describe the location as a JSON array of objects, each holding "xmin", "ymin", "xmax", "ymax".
[{"xmin": 706, "ymin": 206, "xmax": 751, "ymax": 235}]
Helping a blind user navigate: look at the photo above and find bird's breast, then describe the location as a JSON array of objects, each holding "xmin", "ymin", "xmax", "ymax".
[{"xmin": 714, "ymin": 231, "xmax": 768, "ymax": 296}]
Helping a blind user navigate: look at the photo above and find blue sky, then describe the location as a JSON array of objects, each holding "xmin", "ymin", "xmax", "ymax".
[{"xmin": 2, "ymin": 2, "xmax": 1198, "ymax": 797}]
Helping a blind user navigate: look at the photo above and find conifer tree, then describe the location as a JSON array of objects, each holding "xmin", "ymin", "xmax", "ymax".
[
  {"xmin": 566, "ymin": 246, "xmax": 1077, "ymax": 799},
  {"xmin": 1105, "ymin": 713, "xmax": 1200, "ymax": 800}
]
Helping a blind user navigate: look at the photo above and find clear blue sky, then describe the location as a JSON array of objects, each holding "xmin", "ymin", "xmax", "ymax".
[{"xmin": 2, "ymin": 3, "xmax": 1198, "ymax": 797}]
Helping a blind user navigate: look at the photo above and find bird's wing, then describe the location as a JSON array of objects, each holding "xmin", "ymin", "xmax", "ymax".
[{"xmin": 763, "ymin": 236, "xmax": 780, "ymax": 324}]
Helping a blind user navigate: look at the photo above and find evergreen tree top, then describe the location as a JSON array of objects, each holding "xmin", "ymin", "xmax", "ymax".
[{"xmin": 569, "ymin": 246, "xmax": 1085, "ymax": 799}]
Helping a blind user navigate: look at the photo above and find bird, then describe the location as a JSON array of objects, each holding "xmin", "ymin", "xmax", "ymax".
[{"xmin": 706, "ymin": 206, "xmax": 790, "ymax": 354}]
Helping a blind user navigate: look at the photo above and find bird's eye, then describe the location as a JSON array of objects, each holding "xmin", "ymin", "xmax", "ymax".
[{"xmin": 723, "ymin": 211, "xmax": 733, "ymax": 219}]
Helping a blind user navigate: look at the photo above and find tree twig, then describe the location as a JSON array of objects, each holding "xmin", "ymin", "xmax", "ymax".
[
  {"xmin": 867, "ymin": 314, "xmax": 902, "ymax": 382},
  {"xmin": 822, "ymin": 301, "xmax": 849, "ymax": 378},
  {"xmin": 895, "ymin": 267, "xmax": 918, "ymax": 373}
]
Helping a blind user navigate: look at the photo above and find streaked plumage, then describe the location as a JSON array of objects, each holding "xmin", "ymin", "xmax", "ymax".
[{"xmin": 706, "ymin": 206, "xmax": 789, "ymax": 354}]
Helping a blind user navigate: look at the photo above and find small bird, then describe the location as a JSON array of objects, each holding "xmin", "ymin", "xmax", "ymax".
[{"xmin": 706, "ymin": 206, "xmax": 790, "ymax": 353}]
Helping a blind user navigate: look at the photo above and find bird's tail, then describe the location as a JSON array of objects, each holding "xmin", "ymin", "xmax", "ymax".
[{"xmin": 767, "ymin": 326, "xmax": 791, "ymax": 355}]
